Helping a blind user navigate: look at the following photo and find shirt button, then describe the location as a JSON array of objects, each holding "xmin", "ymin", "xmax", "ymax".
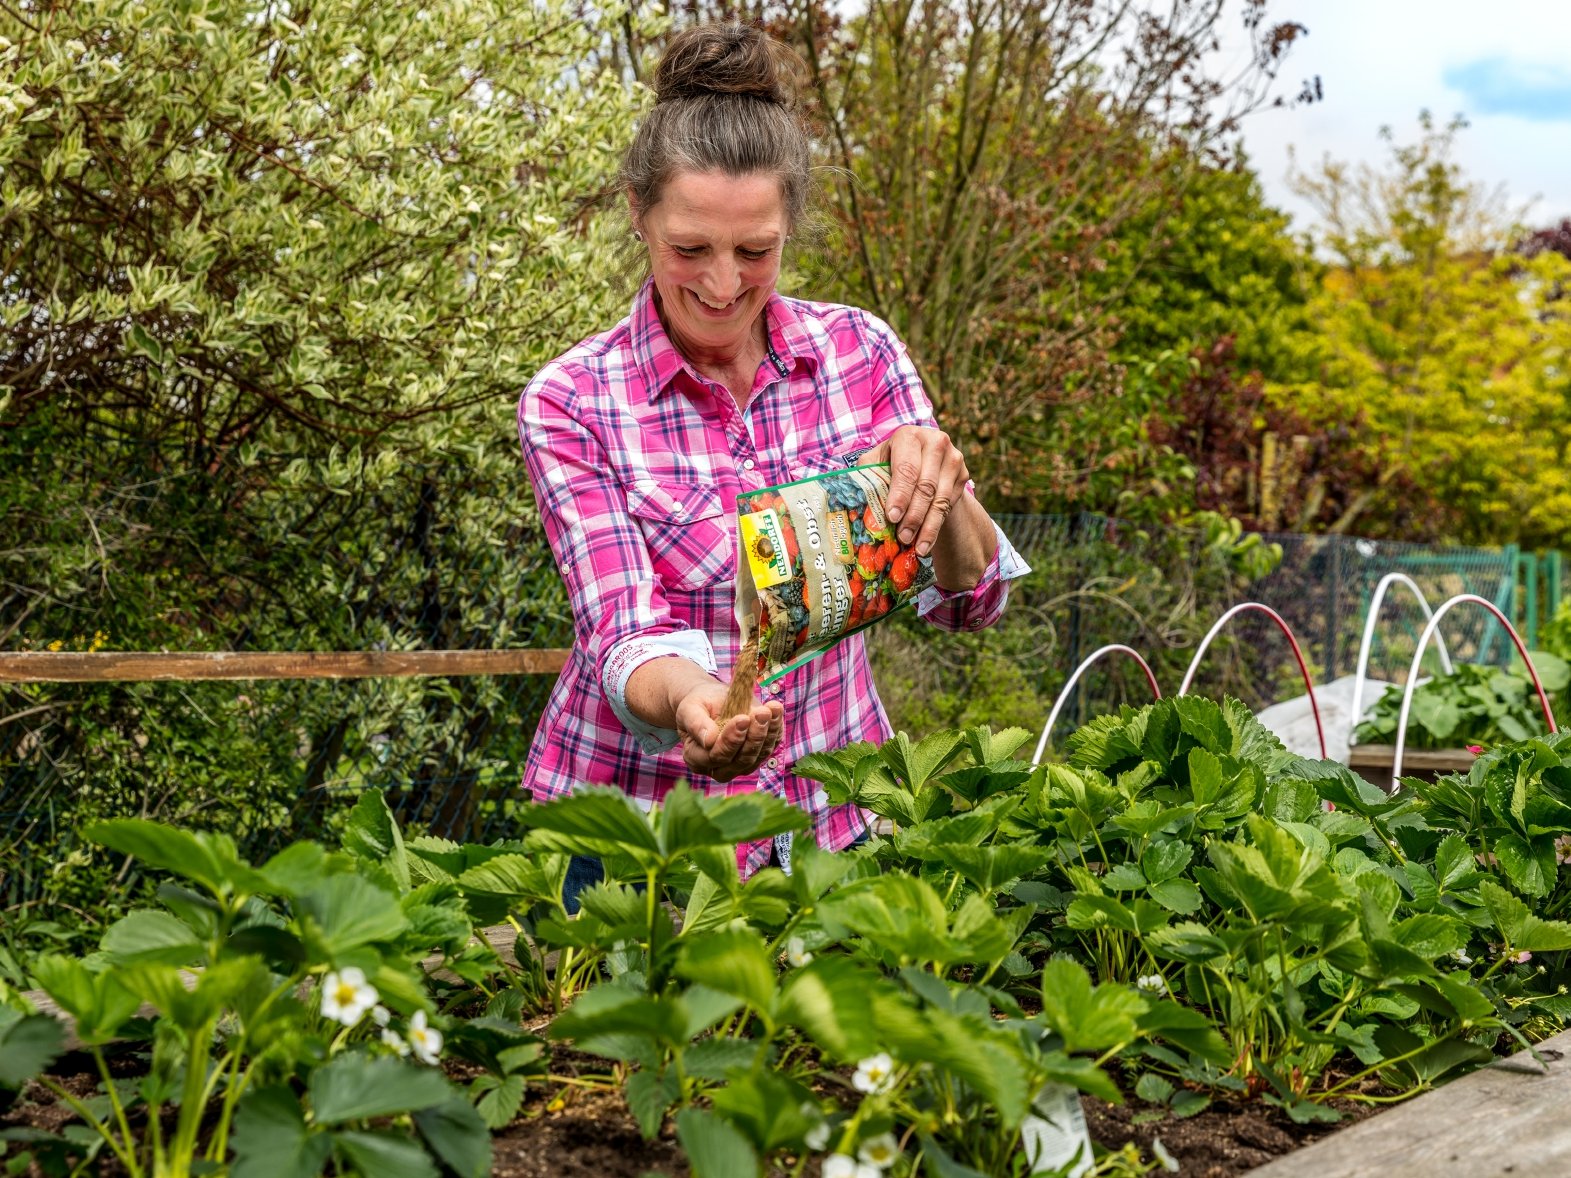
[
  {"xmin": 969, "ymin": 618, "xmax": 984, "ymax": 629},
  {"xmin": 767, "ymin": 757, "xmax": 779, "ymax": 770},
  {"xmin": 767, "ymin": 682, "xmax": 781, "ymax": 696},
  {"xmin": 742, "ymin": 458, "xmax": 756, "ymax": 471}
]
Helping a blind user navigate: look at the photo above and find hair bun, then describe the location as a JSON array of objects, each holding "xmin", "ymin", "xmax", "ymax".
[{"xmin": 653, "ymin": 23, "xmax": 798, "ymax": 107}]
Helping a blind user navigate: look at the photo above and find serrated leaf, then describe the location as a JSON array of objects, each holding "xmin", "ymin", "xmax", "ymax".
[
  {"xmin": 625, "ymin": 1069, "xmax": 679, "ymax": 1139},
  {"xmin": 675, "ymin": 926, "xmax": 776, "ymax": 1014},
  {"xmin": 413, "ymin": 1097, "xmax": 489, "ymax": 1178},
  {"xmin": 0, "ymin": 1012, "xmax": 65, "ymax": 1087},
  {"xmin": 102, "ymin": 910, "xmax": 204, "ymax": 967},
  {"xmin": 231, "ymin": 1086, "xmax": 332, "ymax": 1178},
  {"xmin": 675, "ymin": 1108, "xmax": 757, "ymax": 1178},
  {"xmin": 309, "ymin": 1054, "xmax": 453, "ymax": 1124},
  {"xmin": 333, "ymin": 1130, "xmax": 439, "ymax": 1178},
  {"xmin": 1479, "ymin": 879, "xmax": 1571, "ymax": 951}
]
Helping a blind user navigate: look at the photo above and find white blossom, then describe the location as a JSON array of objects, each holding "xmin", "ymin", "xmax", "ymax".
[
  {"xmin": 407, "ymin": 1009, "xmax": 443, "ymax": 1065},
  {"xmin": 319, "ymin": 968, "xmax": 378, "ymax": 1027},
  {"xmin": 380, "ymin": 1028, "xmax": 411, "ymax": 1056},
  {"xmin": 786, "ymin": 936, "xmax": 814, "ymax": 968},
  {"xmin": 852, "ymin": 1052, "xmax": 896, "ymax": 1095},
  {"xmin": 1136, "ymin": 974, "xmax": 1169, "ymax": 996},
  {"xmin": 858, "ymin": 1131, "xmax": 900, "ymax": 1169},
  {"xmin": 370, "ymin": 1004, "xmax": 392, "ymax": 1027},
  {"xmin": 1152, "ymin": 1136, "xmax": 1180, "ymax": 1173},
  {"xmin": 805, "ymin": 1123, "xmax": 832, "ymax": 1152},
  {"xmin": 822, "ymin": 1156, "xmax": 878, "ymax": 1178}
]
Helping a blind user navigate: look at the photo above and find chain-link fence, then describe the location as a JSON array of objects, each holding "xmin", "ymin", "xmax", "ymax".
[{"xmin": 2, "ymin": 493, "xmax": 1561, "ymax": 921}]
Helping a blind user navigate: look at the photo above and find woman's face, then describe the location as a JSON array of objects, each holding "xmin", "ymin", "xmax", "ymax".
[{"xmin": 634, "ymin": 170, "xmax": 788, "ymax": 360}]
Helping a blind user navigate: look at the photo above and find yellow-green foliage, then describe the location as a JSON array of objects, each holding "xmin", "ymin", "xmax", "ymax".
[
  {"xmin": 0, "ymin": 0, "xmax": 642, "ymax": 452},
  {"xmin": 1273, "ymin": 115, "xmax": 1571, "ymax": 548}
]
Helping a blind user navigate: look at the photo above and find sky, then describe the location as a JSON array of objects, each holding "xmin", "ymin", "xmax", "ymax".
[{"xmin": 1219, "ymin": 0, "xmax": 1571, "ymax": 238}]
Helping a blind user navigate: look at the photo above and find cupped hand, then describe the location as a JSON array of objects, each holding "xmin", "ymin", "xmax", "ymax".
[
  {"xmin": 674, "ymin": 680, "xmax": 785, "ymax": 783},
  {"xmin": 866, "ymin": 424, "xmax": 970, "ymax": 556}
]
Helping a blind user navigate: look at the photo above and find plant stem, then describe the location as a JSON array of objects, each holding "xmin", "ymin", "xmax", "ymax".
[
  {"xmin": 92, "ymin": 1046, "xmax": 139, "ymax": 1173},
  {"xmin": 36, "ymin": 1076, "xmax": 141, "ymax": 1176}
]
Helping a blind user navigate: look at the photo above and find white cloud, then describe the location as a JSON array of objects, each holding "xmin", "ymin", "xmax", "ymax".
[{"xmin": 1224, "ymin": 0, "xmax": 1571, "ymax": 234}]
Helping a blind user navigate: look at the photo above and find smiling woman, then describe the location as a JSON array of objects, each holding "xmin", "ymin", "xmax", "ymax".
[{"xmin": 515, "ymin": 23, "xmax": 1030, "ymax": 895}]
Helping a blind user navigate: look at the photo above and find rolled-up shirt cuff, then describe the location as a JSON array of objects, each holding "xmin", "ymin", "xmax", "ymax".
[
  {"xmin": 601, "ymin": 630, "xmax": 718, "ymax": 753},
  {"xmin": 914, "ymin": 521, "xmax": 1031, "ymax": 617}
]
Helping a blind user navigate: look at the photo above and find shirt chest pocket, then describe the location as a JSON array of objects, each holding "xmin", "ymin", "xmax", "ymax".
[{"xmin": 625, "ymin": 482, "xmax": 734, "ymax": 593}]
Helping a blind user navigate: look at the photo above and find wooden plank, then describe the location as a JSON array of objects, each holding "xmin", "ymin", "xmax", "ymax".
[
  {"xmin": 1345, "ymin": 745, "xmax": 1478, "ymax": 772},
  {"xmin": 1250, "ymin": 1030, "xmax": 1571, "ymax": 1178},
  {"xmin": 0, "ymin": 649, "xmax": 571, "ymax": 683}
]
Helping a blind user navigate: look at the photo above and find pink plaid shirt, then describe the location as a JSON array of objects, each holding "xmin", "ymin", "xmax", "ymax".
[{"xmin": 517, "ymin": 281, "xmax": 1029, "ymax": 875}]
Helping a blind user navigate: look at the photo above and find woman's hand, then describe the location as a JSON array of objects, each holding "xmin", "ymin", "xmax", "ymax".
[
  {"xmin": 674, "ymin": 680, "xmax": 785, "ymax": 783},
  {"xmin": 866, "ymin": 425, "xmax": 970, "ymax": 556},
  {"xmin": 867, "ymin": 424, "xmax": 996, "ymax": 592}
]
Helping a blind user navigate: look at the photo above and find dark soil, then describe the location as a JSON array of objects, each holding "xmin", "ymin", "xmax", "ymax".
[
  {"xmin": 1081, "ymin": 1087, "xmax": 1384, "ymax": 1177},
  {"xmin": 3, "ymin": 1047, "xmax": 1386, "ymax": 1178}
]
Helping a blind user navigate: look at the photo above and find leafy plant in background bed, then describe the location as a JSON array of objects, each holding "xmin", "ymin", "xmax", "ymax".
[
  {"xmin": 1352, "ymin": 654, "xmax": 1569, "ymax": 750},
  {"xmin": 0, "ymin": 792, "xmax": 500, "ymax": 1177}
]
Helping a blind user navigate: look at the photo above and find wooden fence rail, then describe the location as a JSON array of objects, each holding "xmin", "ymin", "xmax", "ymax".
[{"xmin": 0, "ymin": 649, "xmax": 571, "ymax": 683}]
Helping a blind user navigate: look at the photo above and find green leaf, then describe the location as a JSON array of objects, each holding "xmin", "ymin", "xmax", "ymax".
[
  {"xmin": 777, "ymin": 956, "xmax": 888, "ymax": 1060},
  {"xmin": 701, "ymin": 790, "xmax": 810, "ymax": 846},
  {"xmin": 881, "ymin": 729, "xmax": 965, "ymax": 790},
  {"xmin": 471, "ymin": 1074, "xmax": 524, "ymax": 1130},
  {"xmin": 1147, "ymin": 878, "xmax": 1203, "ymax": 914},
  {"xmin": 1494, "ymin": 834, "xmax": 1556, "ymax": 898},
  {"xmin": 413, "ymin": 1097, "xmax": 490, "ymax": 1178},
  {"xmin": 1478, "ymin": 879, "xmax": 1571, "ymax": 951},
  {"xmin": 102, "ymin": 909, "xmax": 205, "ymax": 967},
  {"xmin": 0, "ymin": 1012, "xmax": 65, "ymax": 1087},
  {"xmin": 296, "ymin": 874, "xmax": 408, "ymax": 958},
  {"xmin": 309, "ymin": 1054, "xmax": 453, "ymax": 1124},
  {"xmin": 256, "ymin": 842, "xmax": 333, "ymax": 897},
  {"xmin": 29, "ymin": 955, "xmax": 141, "ymax": 1046},
  {"xmin": 522, "ymin": 788, "xmax": 661, "ymax": 860},
  {"xmin": 231, "ymin": 1086, "xmax": 332, "ymax": 1178},
  {"xmin": 85, "ymin": 820, "xmax": 263, "ymax": 898},
  {"xmin": 674, "ymin": 1108, "xmax": 758, "ymax": 1178},
  {"xmin": 675, "ymin": 926, "xmax": 777, "ymax": 1014},
  {"xmin": 707, "ymin": 1069, "xmax": 817, "ymax": 1152},
  {"xmin": 626, "ymin": 1069, "xmax": 680, "ymax": 1139},
  {"xmin": 1037, "ymin": 958, "xmax": 1145, "ymax": 1054},
  {"xmin": 934, "ymin": 844, "xmax": 1054, "ymax": 892},
  {"xmin": 1065, "ymin": 893, "xmax": 1138, "ymax": 933},
  {"xmin": 1135, "ymin": 1072, "xmax": 1175, "ymax": 1103},
  {"xmin": 333, "ymin": 1130, "xmax": 439, "ymax": 1178},
  {"xmin": 1434, "ymin": 834, "xmax": 1482, "ymax": 892},
  {"xmin": 342, "ymin": 792, "xmax": 410, "ymax": 893},
  {"xmin": 1141, "ymin": 841, "xmax": 1194, "ymax": 884},
  {"xmin": 684, "ymin": 1038, "xmax": 759, "ymax": 1081}
]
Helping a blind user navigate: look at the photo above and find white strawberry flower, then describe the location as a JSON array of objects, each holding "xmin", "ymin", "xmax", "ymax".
[
  {"xmin": 801, "ymin": 1103, "xmax": 831, "ymax": 1151},
  {"xmin": 786, "ymin": 936, "xmax": 814, "ymax": 968},
  {"xmin": 822, "ymin": 1156, "xmax": 878, "ymax": 1178},
  {"xmin": 858, "ymin": 1131, "xmax": 900, "ymax": 1169},
  {"xmin": 370, "ymin": 1004, "xmax": 392, "ymax": 1027},
  {"xmin": 319, "ymin": 968, "xmax": 378, "ymax": 1027},
  {"xmin": 1136, "ymin": 974, "xmax": 1169, "ymax": 996},
  {"xmin": 407, "ymin": 1009, "xmax": 443, "ymax": 1065},
  {"xmin": 852, "ymin": 1052, "xmax": 896, "ymax": 1095},
  {"xmin": 380, "ymin": 1028, "xmax": 411, "ymax": 1056}
]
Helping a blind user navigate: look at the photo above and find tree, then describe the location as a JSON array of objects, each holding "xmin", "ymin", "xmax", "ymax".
[
  {"xmin": 786, "ymin": 0, "xmax": 1307, "ymax": 509},
  {"xmin": 1277, "ymin": 114, "xmax": 1571, "ymax": 547}
]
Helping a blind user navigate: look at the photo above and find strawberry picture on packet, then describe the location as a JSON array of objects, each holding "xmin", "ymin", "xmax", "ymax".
[{"xmin": 733, "ymin": 463, "xmax": 937, "ymax": 685}]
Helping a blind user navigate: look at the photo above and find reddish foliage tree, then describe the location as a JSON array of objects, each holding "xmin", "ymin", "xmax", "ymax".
[{"xmin": 1146, "ymin": 335, "xmax": 1449, "ymax": 537}]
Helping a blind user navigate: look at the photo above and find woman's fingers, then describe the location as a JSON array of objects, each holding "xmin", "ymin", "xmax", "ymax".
[
  {"xmin": 881, "ymin": 426, "xmax": 969, "ymax": 556},
  {"xmin": 679, "ymin": 696, "xmax": 783, "ymax": 782}
]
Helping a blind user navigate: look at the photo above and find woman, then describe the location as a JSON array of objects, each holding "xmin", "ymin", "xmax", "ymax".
[{"xmin": 517, "ymin": 23, "xmax": 1029, "ymax": 883}]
